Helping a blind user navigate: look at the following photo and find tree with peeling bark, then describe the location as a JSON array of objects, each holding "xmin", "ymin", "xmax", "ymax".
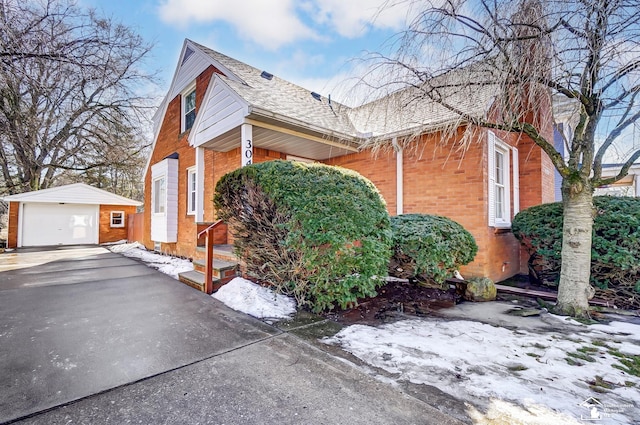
[
  {"xmin": 0, "ymin": 0, "xmax": 154, "ymax": 195},
  {"xmin": 365, "ymin": 0, "xmax": 640, "ymax": 317}
]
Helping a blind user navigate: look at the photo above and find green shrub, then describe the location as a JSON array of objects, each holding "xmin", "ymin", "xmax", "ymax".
[
  {"xmin": 388, "ymin": 214, "xmax": 478, "ymax": 285},
  {"xmin": 214, "ymin": 160, "xmax": 392, "ymax": 312},
  {"xmin": 512, "ymin": 196, "xmax": 640, "ymax": 309}
]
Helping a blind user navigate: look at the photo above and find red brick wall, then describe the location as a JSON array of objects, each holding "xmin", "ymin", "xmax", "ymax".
[
  {"xmin": 325, "ymin": 149, "xmax": 397, "ymax": 214},
  {"xmin": 99, "ymin": 205, "xmax": 137, "ymax": 244},
  {"xmin": 144, "ymin": 65, "xmax": 218, "ymax": 257},
  {"xmin": 7, "ymin": 201, "xmax": 19, "ymax": 249},
  {"xmin": 328, "ymin": 127, "xmax": 553, "ymax": 282}
]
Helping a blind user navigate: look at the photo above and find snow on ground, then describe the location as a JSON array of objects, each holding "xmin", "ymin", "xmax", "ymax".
[
  {"xmin": 212, "ymin": 277, "xmax": 296, "ymax": 322},
  {"xmin": 107, "ymin": 242, "xmax": 192, "ymax": 279},
  {"xmin": 322, "ymin": 316, "xmax": 640, "ymax": 424},
  {"xmin": 107, "ymin": 243, "xmax": 639, "ymax": 423}
]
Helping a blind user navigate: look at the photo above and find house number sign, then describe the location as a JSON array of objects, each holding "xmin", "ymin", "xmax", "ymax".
[
  {"xmin": 241, "ymin": 124, "xmax": 253, "ymax": 167},
  {"xmin": 243, "ymin": 138, "xmax": 253, "ymax": 165}
]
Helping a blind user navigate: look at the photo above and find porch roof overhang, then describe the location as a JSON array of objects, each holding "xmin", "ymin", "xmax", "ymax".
[{"xmin": 194, "ymin": 110, "xmax": 360, "ymax": 161}]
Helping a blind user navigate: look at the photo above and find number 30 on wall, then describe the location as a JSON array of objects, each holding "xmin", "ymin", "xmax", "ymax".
[{"xmin": 242, "ymin": 138, "xmax": 253, "ymax": 166}]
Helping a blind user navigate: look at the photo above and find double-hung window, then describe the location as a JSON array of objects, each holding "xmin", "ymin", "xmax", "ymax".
[
  {"xmin": 153, "ymin": 177, "xmax": 166, "ymax": 214},
  {"xmin": 182, "ymin": 85, "xmax": 196, "ymax": 132},
  {"xmin": 110, "ymin": 211, "xmax": 125, "ymax": 228},
  {"xmin": 187, "ymin": 167, "xmax": 196, "ymax": 215},
  {"xmin": 488, "ymin": 131, "xmax": 519, "ymax": 228}
]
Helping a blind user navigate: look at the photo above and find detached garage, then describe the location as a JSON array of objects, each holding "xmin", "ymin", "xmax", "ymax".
[{"xmin": 3, "ymin": 183, "xmax": 142, "ymax": 248}]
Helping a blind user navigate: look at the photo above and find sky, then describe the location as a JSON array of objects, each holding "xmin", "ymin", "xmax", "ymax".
[
  {"xmin": 77, "ymin": 0, "xmax": 639, "ymax": 162},
  {"xmin": 81, "ymin": 0, "xmax": 414, "ymax": 105}
]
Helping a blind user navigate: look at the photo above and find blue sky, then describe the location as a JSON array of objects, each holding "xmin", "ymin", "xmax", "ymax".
[{"xmin": 82, "ymin": 0, "xmax": 414, "ymax": 105}]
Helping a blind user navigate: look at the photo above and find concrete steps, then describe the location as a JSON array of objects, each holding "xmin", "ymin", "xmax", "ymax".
[{"xmin": 178, "ymin": 251, "xmax": 239, "ymax": 294}]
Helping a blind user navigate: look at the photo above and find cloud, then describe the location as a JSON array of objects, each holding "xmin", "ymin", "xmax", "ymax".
[
  {"xmin": 309, "ymin": 0, "xmax": 412, "ymax": 38},
  {"xmin": 157, "ymin": 0, "xmax": 319, "ymax": 49}
]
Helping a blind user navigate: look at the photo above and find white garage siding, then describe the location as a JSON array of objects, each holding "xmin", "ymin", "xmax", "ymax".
[{"xmin": 21, "ymin": 203, "xmax": 99, "ymax": 247}]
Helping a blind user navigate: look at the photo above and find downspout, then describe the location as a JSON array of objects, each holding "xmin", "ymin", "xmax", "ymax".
[{"xmin": 392, "ymin": 138, "xmax": 403, "ymax": 215}]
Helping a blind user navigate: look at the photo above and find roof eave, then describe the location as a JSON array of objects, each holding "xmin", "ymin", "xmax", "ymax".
[{"xmin": 248, "ymin": 105, "xmax": 358, "ymax": 145}]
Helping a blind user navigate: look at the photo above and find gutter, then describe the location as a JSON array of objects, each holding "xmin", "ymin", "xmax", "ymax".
[{"xmin": 248, "ymin": 105, "xmax": 360, "ymax": 148}]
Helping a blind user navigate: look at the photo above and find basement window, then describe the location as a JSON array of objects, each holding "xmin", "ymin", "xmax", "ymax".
[{"xmin": 110, "ymin": 211, "xmax": 125, "ymax": 228}]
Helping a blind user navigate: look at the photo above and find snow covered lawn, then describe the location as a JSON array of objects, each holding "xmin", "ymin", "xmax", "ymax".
[
  {"xmin": 108, "ymin": 242, "xmax": 638, "ymax": 423},
  {"xmin": 323, "ymin": 316, "xmax": 640, "ymax": 424}
]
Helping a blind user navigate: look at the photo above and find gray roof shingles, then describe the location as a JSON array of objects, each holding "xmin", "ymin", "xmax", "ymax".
[{"xmin": 191, "ymin": 40, "xmax": 496, "ymax": 143}]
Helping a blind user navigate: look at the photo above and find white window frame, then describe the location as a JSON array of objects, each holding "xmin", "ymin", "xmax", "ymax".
[
  {"xmin": 187, "ymin": 167, "xmax": 196, "ymax": 215},
  {"xmin": 488, "ymin": 131, "xmax": 518, "ymax": 228},
  {"xmin": 153, "ymin": 177, "xmax": 166, "ymax": 215},
  {"xmin": 110, "ymin": 211, "xmax": 125, "ymax": 228},
  {"xmin": 182, "ymin": 83, "xmax": 196, "ymax": 132}
]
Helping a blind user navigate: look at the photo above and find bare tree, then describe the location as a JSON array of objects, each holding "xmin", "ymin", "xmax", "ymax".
[
  {"xmin": 0, "ymin": 0, "xmax": 154, "ymax": 195},
  {"xmin": 363, "ymin": 0, "xmax": 640, "ymax": 317}
]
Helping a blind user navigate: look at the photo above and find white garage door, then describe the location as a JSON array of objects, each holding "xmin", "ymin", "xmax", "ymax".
[{"xmin": 22, "ymin": 203, "xmax": 99, "ymax": 246}]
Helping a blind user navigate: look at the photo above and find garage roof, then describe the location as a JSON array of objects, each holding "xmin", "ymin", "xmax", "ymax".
[{"xmin": 2, "ymin": 183, "xmax": 142, "ymax": 206}]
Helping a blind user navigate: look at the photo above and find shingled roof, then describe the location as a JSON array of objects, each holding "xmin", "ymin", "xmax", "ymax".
[
  {"xmin": 191, "ymin": 41, "xmax": 357, "ymax": 140},
  {"xmin": 152, "ymin": 39, "xmax": 499, "ymax": 151}
]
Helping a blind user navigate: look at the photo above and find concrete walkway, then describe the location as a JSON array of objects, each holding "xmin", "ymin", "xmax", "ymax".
[{"xmin": 0, "ymin": 246, "xmax": 465, "ymax": 425}]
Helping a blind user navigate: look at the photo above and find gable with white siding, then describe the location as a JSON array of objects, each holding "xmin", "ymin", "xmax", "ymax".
[{"xmin": 189, "ymin": 76, "xmax": 249, "ymax": 148}]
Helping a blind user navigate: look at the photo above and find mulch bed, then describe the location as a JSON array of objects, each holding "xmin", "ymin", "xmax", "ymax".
[{"xmin": 324, "ymin": 279, "xmax": 460, "ymax": 325}]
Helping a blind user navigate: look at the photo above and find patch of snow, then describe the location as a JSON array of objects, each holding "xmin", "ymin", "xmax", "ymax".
[
  {"xmin": 107, "ymin": 242, "xmax": 192, "ymax": 279},
  {"xmin": 212, "ymin": 277, "xmax": 296, "ymax": 322},
  {"xmin": 104, "ymin": 243, "xmax": 640, "ymax": 423},
  {"xmin": 323, "ymin": 317, "xmax": 640, "ymax": 424}
]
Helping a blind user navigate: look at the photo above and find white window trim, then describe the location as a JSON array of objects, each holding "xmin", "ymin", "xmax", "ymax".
[
  {"xmin": 153, "ymin": 176, "xmax": 166, "ymax": 215},
  {"xmin": 110, "ymin": 211, "xmax": 125, "ymax": 228},
  {"xmin": 187, "ymin": 166, "xmax": 196, "ymax": 215},
  {"xmin": 181, "ymin": 82, "xmax": 196, "ymax": 133},
  {"xmin": 488, "ymin": 131, "xmax": 519, "ymax": 228}
]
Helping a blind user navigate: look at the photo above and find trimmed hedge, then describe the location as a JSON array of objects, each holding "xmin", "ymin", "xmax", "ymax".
[
  {"xmin": 214, "ymin": 160, "xmax": 392, "ymax": 312},
  {"xmin": 388, "ymin": 214, "xmax": 478, "ymax": 285},
  {"xmin": 512, "ymin": 196, "xmax": 640, "ymax": 309}
]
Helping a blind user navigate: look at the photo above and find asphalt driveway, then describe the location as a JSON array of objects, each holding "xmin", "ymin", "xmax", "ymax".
[{"xmin": 0, "ymin": 246, "xmax": 464, "ymax": 425}]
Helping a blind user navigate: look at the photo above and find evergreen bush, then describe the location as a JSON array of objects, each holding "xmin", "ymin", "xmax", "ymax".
[
  {"xmin": 512, "ymin": 196, "xmax": 640, "ymax": 309},
  {"xmin": 388, "ymin": 214, "xmax": 478, "ymax": 286},
  {"xmin": 214, "ymin": 160, "xmax": 392, "ymax": 312}
]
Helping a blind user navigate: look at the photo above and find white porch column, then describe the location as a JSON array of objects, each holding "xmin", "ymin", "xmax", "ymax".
[
  {"xmin": 195, "ymin": 146, "xmax": 205, "ymax": 223},
  {"xmin": 635, "ymin": 174, "xmax": 640, "ymax": 198},
  {"xmin": 241, "ymin": 123, "xmax": 253, "ymax": 166},
  {"xmin": 392, "ymin": 138, "xmax": 403, "ymax": 215}
]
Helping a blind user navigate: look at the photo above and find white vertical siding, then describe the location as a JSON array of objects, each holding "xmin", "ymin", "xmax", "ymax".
[
  {"xmin": 166, "ymin": 159, "xmax": 179, "ymax": 242},
  {"xmin": 151, "ymin": 158, "xmax": 179, "ymax": 243}
]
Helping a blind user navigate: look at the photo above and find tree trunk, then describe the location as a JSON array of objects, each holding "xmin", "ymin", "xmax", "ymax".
[{"xmin": 555, "ymin": 183, "xmax": 595, "ymax": 317}]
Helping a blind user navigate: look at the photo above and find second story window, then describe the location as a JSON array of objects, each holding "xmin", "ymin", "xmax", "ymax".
[{"xmin": 183, "ymin": 85, "xmax": 196, "ymax": 132}]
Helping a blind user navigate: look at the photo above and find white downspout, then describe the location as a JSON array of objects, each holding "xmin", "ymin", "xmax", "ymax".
[
  {"xmin": 195, "ymin": 147, "xmax": 205, "ymax": 223},
  {"xmin": 392, "ymin": 137, "xmax": 403, "ymax": 215}
]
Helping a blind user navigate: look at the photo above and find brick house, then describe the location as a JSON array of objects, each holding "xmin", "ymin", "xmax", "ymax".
[{"xmin": 144, "ymin": 39, "xmax": 554, "ymax": 289}]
